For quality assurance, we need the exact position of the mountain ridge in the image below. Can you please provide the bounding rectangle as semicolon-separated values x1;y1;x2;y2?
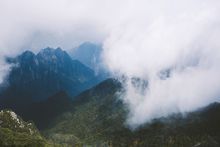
0;47;100;110
43;78;220;146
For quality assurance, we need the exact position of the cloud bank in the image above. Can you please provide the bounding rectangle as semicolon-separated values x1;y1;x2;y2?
102;0;220;128
1;0;220;128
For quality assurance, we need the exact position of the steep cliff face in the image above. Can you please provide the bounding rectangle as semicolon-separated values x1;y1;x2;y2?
0;47;99;110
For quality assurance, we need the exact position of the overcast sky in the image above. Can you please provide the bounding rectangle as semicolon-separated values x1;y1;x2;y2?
1;0;220;128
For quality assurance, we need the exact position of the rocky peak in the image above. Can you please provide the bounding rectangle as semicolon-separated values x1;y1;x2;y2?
0;110;37;135
21;50;35;58
0;110;51;146
38;47;69;58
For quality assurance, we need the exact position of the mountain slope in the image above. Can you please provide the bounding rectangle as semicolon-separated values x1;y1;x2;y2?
44;79;124;145
44;79;220;146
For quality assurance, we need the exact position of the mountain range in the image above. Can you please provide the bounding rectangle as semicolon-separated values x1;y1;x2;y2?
0;43;219;146
0;46;105;110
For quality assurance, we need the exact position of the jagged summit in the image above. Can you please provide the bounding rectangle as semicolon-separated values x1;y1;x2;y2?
21;50;35;57
0;110;36;134
37;47;69;58
0;46;99;107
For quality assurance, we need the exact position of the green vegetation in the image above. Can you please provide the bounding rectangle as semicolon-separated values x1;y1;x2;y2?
44;79;220;146
0;110;57;147
1;79;220;146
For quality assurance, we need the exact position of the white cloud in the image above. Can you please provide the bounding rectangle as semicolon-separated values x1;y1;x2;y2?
1;0;220;128
102;0;220;128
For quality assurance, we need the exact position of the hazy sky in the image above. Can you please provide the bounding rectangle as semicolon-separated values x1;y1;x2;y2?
1;0;220;128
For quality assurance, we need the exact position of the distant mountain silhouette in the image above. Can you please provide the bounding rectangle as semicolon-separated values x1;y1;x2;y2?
71;42;102;69
71;42;109;79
